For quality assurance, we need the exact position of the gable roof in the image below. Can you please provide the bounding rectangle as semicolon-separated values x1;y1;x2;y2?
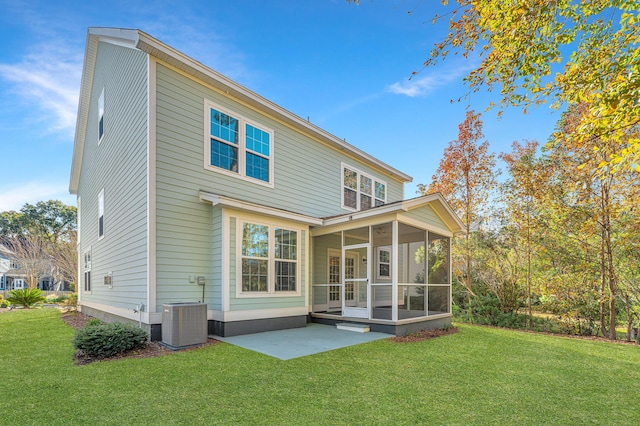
70;27;413;194
321;192;464;233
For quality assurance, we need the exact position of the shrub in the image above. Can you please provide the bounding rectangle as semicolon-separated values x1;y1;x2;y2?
6;288;46;308
64;293;78;307
87;318;102;327
46;294;63;304
73;322;148;358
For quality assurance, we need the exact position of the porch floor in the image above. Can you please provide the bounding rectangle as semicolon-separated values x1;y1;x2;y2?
212;323;391;360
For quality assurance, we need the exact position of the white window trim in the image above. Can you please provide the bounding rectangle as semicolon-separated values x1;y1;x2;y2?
98;189;104;240
341;162;387;211
236;217;302;298
98;88;105;144
204;100;275;188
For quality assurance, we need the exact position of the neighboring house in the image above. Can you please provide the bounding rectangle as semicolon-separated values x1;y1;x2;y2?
0;243;26;291
70;28;463;339
0;243;70;292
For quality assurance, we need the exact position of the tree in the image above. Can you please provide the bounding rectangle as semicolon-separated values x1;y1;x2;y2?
0;201;77;290
499;140;540;327
419;110;497;296
426;0;640;169
1;234;51;289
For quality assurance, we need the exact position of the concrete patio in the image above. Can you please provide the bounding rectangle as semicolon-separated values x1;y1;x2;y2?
213;323;392;360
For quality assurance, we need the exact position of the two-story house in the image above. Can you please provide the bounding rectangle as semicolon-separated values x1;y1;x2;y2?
70;28;463;340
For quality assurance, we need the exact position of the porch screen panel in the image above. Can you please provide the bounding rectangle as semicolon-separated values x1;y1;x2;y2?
428;233;450;284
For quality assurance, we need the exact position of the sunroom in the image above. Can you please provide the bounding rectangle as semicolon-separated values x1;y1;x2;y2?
310;194;463;336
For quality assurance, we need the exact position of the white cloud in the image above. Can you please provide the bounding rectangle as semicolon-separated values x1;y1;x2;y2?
0;182;76;212
0;43;82;135
387;62;475;98
387;75;442;97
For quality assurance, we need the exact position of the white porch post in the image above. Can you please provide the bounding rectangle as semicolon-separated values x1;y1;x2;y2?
391;220;398;322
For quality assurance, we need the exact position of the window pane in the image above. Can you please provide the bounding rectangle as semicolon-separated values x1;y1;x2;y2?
360;176;372;195
275;229;297;260
360;194;372;210
344;188;357;209
344;168;357;189
210;108;239;144
242;259;268;292
246;124;270;156
246;152;269;182
375;181;385;200
276;261;296;291
375;199;385;207
211;139;238;172
242;223;268;258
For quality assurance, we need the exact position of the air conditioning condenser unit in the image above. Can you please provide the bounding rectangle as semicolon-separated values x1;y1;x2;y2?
162;302;207;348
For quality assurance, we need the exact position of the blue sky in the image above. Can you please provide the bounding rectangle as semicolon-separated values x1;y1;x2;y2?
0;0;561;212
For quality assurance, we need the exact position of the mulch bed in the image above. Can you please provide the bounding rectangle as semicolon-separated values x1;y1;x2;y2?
389;326;458;343
59;310;219;365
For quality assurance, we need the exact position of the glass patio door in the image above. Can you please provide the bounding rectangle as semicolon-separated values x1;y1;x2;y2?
342;244;370;318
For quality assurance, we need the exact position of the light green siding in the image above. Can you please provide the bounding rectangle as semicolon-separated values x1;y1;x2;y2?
154;63;404;219
209;205;223;310
77;42;149;310
400;205;447;231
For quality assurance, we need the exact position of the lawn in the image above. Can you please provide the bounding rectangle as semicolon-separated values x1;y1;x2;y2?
1;309;639;425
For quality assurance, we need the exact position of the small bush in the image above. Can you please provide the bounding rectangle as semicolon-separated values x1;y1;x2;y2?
46;294;64;304
0;294;8;308
64;293;78;307
6;288;46;308
73;322;148;359
87;318;102;327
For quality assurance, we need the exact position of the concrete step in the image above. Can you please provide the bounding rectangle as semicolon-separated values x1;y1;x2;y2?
336;322;370;333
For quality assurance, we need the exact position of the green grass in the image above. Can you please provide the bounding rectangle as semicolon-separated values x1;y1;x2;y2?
2;309;640;425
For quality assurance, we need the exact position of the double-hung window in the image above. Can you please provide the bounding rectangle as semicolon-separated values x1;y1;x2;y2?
205;101;274;186
240;220;299;295
342;164;386;211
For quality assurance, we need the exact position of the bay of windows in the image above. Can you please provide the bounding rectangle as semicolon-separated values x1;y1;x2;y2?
241;221;298;294
207;102;273;185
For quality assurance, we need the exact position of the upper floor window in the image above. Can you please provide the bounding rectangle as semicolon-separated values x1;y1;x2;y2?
98;88;105;142
342;164;386;211
98;189;104;239
205;101;274;186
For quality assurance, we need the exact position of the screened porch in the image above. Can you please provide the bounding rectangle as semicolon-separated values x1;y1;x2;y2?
311;220;451;324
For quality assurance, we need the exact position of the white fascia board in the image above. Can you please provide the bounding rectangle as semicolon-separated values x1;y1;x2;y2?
199;191;323;226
